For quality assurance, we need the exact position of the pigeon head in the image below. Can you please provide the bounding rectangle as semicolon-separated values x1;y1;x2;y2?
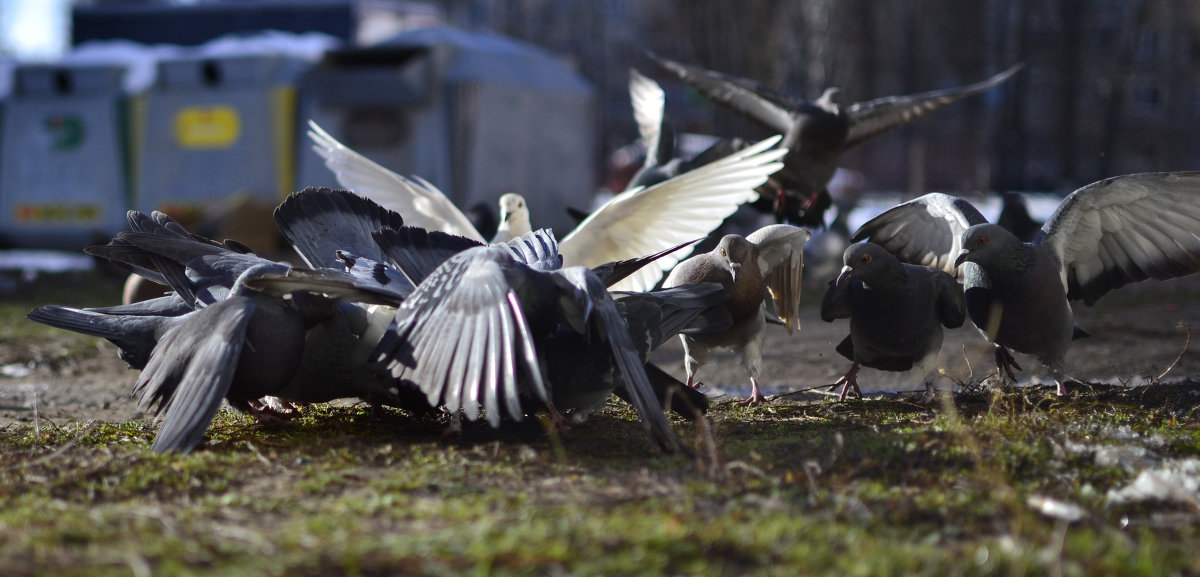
715;235;759;282
954;223;1021;268
835;242;895;286
817;87;843;109
498;193;529;226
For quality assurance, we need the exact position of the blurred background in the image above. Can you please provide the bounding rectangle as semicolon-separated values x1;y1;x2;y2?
0;0;1198;252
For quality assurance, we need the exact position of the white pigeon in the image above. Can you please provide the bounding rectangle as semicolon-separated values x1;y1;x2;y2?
307;120;786;292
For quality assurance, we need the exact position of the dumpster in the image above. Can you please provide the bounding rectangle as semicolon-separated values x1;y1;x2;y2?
0;64;131;249
296;26;596;237
133;53;310;247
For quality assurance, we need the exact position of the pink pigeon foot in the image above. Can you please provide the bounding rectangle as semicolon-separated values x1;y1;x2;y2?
737;378;767;406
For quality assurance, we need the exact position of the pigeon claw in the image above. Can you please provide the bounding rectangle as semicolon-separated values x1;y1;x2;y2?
832;363;863;402
737;378;767;406
993;344;1023;384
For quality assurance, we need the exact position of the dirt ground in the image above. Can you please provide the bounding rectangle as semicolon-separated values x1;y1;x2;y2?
3;268;1200;427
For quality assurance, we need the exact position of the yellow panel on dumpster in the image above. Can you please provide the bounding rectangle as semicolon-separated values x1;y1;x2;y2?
174;105;241;148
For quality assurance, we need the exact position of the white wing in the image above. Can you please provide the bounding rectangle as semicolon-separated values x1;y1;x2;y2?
560;135;786;292
747;224;811;335
629;68;665;147
306;120;485;243
1040;171;1200;305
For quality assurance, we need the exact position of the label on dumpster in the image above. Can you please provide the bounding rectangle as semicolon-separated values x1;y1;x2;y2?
13;203;102;223
174;105;241;149
43;114;86;151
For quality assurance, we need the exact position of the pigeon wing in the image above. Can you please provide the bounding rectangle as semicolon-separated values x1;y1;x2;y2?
135;297;253;453
1039;171;1200;305
560;135;785;292
307;120;485;242
373;247;548;427
747;224;811;335
852;192;989;275
844;64;1023;149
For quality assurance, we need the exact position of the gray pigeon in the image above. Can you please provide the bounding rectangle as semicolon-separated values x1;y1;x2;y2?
853;172;1200;395
663;224;810;405
370;228;724;452
820;242;965;401
35;193;429;453
649;52;1022;227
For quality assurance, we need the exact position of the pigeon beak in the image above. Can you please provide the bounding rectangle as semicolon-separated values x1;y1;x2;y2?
953;249;970;268
835;265;853;286
728;262;741;282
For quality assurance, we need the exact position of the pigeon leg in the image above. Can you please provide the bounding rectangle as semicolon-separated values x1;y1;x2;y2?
993;344;1022;384
235;399;298;426
916;375;939;405
546;401;574;434
737;377;766;406
831;363;863;401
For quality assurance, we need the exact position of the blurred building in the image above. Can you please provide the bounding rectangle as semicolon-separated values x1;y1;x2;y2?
24;0;1200;198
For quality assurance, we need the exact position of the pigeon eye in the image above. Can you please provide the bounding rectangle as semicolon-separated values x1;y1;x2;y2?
978;236;989;246
861;254;872;264
720;249;727;257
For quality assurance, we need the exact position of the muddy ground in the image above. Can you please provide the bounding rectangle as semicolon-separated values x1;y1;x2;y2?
2;264;1199;428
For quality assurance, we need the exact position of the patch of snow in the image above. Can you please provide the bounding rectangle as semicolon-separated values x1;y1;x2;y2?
1107;458;1200;506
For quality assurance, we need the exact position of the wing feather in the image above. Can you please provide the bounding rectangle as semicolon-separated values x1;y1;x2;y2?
307;120;485;242
746;225;811;334
852;193;989;275
560;135;785;292
1039;172;1200;304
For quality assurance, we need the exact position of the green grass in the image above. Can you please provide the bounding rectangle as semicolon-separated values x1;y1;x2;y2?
3;390;1200;576
2;273;1200;576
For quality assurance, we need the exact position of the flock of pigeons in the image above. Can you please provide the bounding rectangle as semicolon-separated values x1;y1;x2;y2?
26;56;1200;455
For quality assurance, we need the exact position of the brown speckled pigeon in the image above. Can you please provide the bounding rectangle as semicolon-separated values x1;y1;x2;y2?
662;224;810;406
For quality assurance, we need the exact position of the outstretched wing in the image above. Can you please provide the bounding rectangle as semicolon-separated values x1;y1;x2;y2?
135;297;253;453
747;224;811;335
307;120;485;242
852;193;989;275
648;52;797;133
629;68;666;151
560;135;785;292
554;267;682;452
844;63;1023;148
373;247;548;427
273;186;407;269
1039;172;1200;305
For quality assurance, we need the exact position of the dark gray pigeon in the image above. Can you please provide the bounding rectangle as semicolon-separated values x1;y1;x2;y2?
38;196;428;453
649;52;1022;227
663;224;810;405
370;228;721;452
27;297;188;370
853;172;1200;395
820;242;965;401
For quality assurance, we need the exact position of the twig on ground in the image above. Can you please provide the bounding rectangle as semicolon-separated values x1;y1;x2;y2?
1150;321;1191;385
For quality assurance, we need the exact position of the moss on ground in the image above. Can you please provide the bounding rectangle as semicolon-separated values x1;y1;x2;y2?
1;385;1199;577
3;273;1199;575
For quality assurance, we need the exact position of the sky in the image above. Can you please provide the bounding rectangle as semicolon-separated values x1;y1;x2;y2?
0;0;72;61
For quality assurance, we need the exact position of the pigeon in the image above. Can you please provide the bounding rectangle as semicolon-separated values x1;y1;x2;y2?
648;52;1023;227
370;228;718;452
307;119;785;291
820;242;965;401
996;191;1043;242
852;172;1200;395
662;224;811;406
27;297;188;370
38;197;428;453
